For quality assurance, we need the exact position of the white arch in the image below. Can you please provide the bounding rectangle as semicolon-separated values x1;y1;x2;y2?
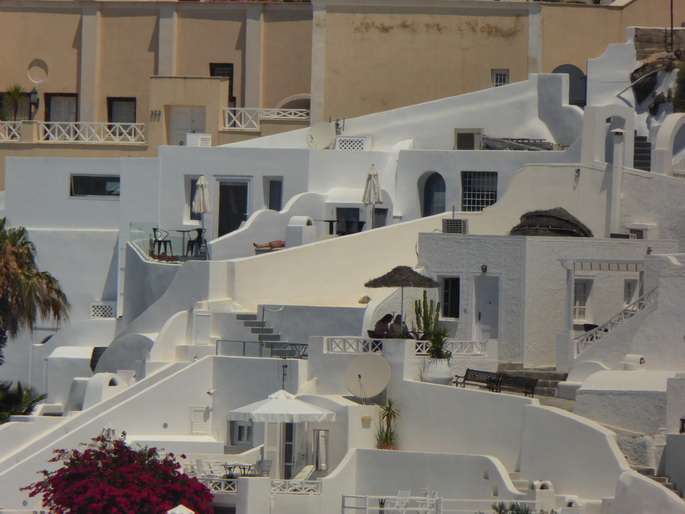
652;113;685;176
274;94;311;110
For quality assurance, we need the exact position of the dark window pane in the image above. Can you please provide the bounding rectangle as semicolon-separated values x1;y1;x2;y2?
71;175;120;197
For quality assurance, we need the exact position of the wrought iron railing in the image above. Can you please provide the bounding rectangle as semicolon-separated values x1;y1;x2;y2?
217;340;307;359
415;340;485;356
222;108;310;131
271;479;322;494
0;121;21;141
326;337;383;353
199;478;238;494
37;122;147;143
574;287;658;356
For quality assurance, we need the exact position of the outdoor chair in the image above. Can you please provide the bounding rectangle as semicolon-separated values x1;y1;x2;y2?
186;228;206;257
152;228;173;256
386;490;410;512
253;459;272;477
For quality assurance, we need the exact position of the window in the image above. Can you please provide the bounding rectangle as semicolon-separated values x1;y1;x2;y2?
629;229;644;239
107;97;136;124
336;207;363;235
313;429;329;471
267;178;283;211
573;279;592;321
210;63;236;107
442;277;460;318
1;93;30;121
624;279;638;308
423;172;446;217
230;420;253;446
491;69;509;87
372;208;388;228
188;177;202;221
461;172;497;212
70;175;120;197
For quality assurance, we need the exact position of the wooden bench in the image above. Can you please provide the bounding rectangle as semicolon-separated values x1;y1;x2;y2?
496;373;538;397
453;368;501;391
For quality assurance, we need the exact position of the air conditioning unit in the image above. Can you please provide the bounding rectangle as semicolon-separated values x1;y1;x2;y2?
454;129;483;150
443;218;469;234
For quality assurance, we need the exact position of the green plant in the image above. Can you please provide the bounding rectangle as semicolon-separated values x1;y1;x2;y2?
414;290;440;339
0;381;46;423
3;84;25;121
674;62;685;113
427;326;452;361
376;399;400;449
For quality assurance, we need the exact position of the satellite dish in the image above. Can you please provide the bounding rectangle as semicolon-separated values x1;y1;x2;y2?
345;354;391;401
307;122;336;150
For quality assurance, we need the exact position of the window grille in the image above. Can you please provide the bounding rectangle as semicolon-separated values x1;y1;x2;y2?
442;219;468;234
461;172;497;212
573;280;592;321
491;69;510;87
334;136;370;151
90;302;117;318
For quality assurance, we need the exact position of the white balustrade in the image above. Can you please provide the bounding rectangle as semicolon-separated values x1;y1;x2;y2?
0;121;21;141
415;340;485;356
198;478;237;494
222;108;309;131
574;287;658;356
326;337;382;353
37;122;147;144
271;479;322;494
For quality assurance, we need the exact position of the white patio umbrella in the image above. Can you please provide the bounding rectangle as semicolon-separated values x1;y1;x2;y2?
229;390;336;423
192;175;212;220
362;164;382;206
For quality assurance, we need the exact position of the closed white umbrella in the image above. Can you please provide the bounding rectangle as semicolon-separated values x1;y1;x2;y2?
192;176;212;215
362;164;382;206
229;390;336;423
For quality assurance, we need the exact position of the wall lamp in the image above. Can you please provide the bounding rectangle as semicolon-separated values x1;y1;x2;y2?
30;88;39;110
481;265;488;273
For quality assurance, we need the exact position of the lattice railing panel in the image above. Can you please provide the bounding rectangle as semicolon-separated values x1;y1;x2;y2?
271;480;322;494
222;108;310;131
326;337;382;353
199;478;238;494
334;136;370;151
37;122;147;144
574;287;658;356
0;121;21;141
415;340;485;356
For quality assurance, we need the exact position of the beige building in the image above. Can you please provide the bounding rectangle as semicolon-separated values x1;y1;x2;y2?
0;0;682;187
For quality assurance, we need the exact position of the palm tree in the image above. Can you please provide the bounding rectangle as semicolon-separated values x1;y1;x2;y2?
0;217;69;365
3;84;25;121
0;380;47;423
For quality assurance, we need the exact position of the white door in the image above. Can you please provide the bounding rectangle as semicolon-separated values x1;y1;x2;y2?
475;276;499;339
169;106;206;145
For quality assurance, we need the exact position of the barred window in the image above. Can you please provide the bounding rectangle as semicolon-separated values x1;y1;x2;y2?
491;69;509;87
461;172;497;212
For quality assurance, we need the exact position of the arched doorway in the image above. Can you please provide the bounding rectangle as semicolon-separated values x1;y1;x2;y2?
422;172;446;217
553;64;587;108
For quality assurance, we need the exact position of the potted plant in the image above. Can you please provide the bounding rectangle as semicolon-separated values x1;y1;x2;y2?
423;326;454;385
376;399;399;450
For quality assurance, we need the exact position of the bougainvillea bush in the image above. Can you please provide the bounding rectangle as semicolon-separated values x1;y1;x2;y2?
22;432;214;513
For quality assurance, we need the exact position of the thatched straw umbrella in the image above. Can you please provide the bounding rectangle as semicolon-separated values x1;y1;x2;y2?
509;207;593;237
364;266;439;322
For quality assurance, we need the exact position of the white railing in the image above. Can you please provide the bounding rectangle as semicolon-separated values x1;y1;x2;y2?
415;340;485;356
37;122;147;144
342;494;439;512
271;479;322;494
326;337;383;353
574;287;659;356
673;157;685;178
199;478;237;494
222;108;310;131
0;121;21;141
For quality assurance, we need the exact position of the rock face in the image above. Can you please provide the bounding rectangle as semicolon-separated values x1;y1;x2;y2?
634;28;685;61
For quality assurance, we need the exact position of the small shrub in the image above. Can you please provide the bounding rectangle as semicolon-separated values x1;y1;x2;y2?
674;62;685;113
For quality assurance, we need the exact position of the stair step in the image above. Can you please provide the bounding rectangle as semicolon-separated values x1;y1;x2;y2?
244;320;266;328
251;327;274;335
259;334;283;342
236;313;258;321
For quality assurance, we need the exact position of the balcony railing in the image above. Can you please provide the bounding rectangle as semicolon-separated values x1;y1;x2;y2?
37;122;147;144
222;108;310;131
326;337;383;354
217;340;308;359
0;121;21;141
271;479;322;494
415;340;485;356
198;478;237;494
574;287;658;356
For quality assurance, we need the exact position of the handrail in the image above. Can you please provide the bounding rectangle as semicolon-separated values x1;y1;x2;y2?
37;121;147;144
0;121;21;141
271;479;322;494
222;108;310;131
574;287;658;356
415;340;485;356
326;337;383;354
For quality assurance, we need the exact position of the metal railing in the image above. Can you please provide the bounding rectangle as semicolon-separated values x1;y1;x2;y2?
217;339;307;359
199;478;238;494
222;108;310;131
415;340;485;356
271;479;322;494
574;287;659;356
37;122;147;144
0;121;21;141
326;337;383;354
342;494;439;512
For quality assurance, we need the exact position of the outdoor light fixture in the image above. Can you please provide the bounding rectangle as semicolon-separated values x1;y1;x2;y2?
481;265;488;273
29;88;39;109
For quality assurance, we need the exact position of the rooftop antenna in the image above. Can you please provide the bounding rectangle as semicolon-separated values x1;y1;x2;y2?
280;356;288;390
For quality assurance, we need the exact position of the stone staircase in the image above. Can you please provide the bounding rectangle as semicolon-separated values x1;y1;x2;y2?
633;134;652;172
633;466;681;497
497;363;568;398
235;312;291;356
